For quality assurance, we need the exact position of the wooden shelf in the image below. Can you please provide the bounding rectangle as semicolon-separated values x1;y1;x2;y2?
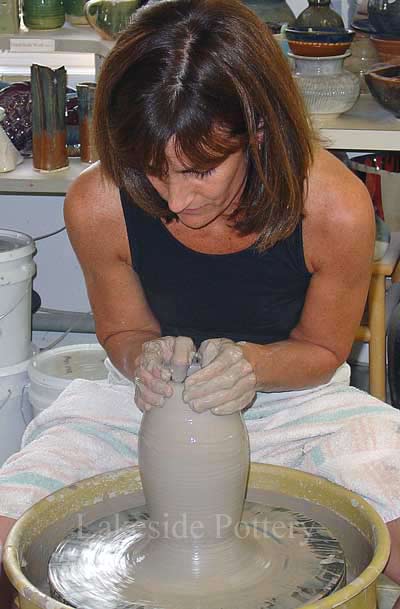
0;23;112;57
0;157;86;194
0;23;399;195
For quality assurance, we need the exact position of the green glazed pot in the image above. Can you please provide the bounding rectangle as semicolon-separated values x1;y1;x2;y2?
65;0;89;25
23;0;65;30
84;0;139;40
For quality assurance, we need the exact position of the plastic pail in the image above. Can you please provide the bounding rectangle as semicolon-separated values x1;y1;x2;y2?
0;229;36;368
0;357;33;466
28;344;108;418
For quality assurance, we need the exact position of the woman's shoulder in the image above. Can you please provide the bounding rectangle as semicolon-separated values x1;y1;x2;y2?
303;148;375;272
64;162;130;262
305;148;374;229
65;162;119;211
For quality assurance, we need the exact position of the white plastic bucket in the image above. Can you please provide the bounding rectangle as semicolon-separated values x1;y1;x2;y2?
28;344;108;418
0;229;36;368
0;357;33;466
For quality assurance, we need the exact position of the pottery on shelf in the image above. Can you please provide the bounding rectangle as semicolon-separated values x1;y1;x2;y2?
365;64;400;118
294;0;344;30
0;82;79;157
64;0;90;25
22;0;65;29
370;35;400;65
344;31;379;92
242;0;295;26
31;64;68;172
289;51;360;117
285;27;355;56
0;107;23;172
76;82;98;163
84;0;140;40
368;0;400;37
0;0;20;34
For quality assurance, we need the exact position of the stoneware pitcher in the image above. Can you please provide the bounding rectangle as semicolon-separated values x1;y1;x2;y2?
84;0;140;39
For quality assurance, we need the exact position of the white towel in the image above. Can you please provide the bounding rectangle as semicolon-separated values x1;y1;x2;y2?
1;362;400;522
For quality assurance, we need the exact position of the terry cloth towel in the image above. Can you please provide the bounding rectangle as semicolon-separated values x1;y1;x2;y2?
1;362;400;522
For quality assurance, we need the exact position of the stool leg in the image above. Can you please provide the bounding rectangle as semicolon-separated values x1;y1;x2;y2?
368;274;387;401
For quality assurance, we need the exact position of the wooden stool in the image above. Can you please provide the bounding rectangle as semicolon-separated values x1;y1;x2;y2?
355;232;400;401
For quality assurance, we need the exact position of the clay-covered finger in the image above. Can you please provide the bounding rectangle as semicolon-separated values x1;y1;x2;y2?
198;339;223;367
211;391;256;415
135;381;166;409
187;375;256;413
185;345;249;388
139;366;173;397
170;336;195;382
184;360;253;401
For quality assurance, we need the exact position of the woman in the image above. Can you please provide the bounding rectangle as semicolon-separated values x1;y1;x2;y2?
1;0;400;604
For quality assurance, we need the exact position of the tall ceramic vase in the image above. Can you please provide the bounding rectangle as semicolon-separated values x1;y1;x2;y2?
137;382;251;596
76;82;98;164
31;64;69;172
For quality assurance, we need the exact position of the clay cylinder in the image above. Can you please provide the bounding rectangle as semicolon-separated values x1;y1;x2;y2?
76;82;98;164
138;383;250;544
31;64;68;172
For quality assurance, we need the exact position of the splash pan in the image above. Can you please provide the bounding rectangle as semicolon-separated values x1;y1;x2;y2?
4;463;390;609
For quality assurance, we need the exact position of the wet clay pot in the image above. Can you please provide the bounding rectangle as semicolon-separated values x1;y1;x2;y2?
136;382;251;593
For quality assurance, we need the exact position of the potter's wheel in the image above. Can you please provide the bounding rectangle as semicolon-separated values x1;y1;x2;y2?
48;499;346;609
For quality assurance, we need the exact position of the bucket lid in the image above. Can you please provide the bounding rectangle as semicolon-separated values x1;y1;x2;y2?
0;229;35;262
28;344;108;389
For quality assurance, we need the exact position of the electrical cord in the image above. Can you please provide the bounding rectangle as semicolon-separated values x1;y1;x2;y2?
40;311;93;352
34;226;66;241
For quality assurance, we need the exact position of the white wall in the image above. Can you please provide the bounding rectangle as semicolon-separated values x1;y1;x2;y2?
1;194;90;312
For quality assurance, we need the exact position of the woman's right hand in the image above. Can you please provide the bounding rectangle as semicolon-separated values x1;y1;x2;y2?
134;336;195;411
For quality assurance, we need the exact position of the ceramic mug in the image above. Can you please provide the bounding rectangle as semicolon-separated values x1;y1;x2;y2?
84;0;139;40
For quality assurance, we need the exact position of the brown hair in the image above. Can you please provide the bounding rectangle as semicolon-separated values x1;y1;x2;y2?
93;0;315;250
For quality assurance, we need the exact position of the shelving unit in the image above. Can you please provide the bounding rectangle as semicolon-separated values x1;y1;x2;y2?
0;25;399;194
0;22;112;56
0;158;85;194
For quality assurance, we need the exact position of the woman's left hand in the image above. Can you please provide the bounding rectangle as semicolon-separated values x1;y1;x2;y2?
183;338;256;415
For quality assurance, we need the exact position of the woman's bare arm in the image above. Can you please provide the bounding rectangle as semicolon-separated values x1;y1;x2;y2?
240;150;376;391
64;163;162;380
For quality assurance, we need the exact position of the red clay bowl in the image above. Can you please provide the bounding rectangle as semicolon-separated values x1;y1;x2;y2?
285;27;354;57
287;39;352;56
371;36;400;65
365;64;400;117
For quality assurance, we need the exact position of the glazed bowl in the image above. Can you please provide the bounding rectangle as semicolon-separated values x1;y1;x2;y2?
285;27;355;57
371;35;400;65
365;64;400;118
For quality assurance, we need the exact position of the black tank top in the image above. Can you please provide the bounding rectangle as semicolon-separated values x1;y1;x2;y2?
120;189;312;349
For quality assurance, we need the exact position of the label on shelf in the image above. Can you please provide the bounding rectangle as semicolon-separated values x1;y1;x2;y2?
10;38;56;52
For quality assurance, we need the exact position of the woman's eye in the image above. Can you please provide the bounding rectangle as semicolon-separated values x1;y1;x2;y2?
191;168;216;179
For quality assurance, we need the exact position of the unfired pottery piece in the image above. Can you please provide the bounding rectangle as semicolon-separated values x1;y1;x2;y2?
48;384;346;609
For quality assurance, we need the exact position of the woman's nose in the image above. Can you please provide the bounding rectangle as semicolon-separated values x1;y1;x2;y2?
167;178;194;214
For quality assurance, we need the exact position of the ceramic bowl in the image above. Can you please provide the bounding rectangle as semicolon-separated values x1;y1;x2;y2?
365;64;400;117
0;82;79;156
371;36;400;65
285;27;355;56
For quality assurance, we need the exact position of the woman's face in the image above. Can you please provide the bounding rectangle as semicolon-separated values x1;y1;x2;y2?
146;139;248;229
